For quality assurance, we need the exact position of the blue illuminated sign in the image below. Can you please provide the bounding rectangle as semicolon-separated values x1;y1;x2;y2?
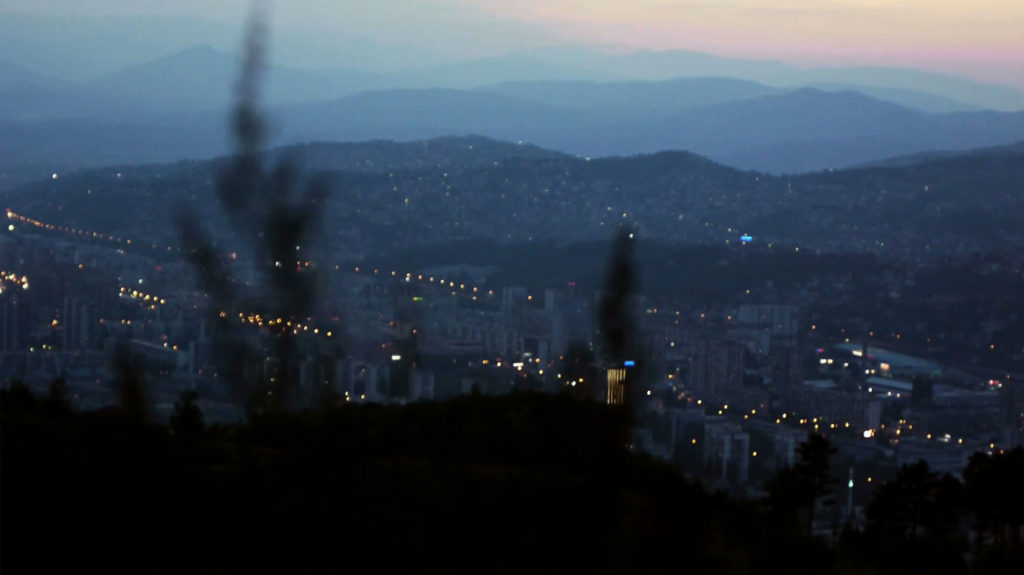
624;360;635;367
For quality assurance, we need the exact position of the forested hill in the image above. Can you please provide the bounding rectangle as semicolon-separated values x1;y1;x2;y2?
5;136;1023;258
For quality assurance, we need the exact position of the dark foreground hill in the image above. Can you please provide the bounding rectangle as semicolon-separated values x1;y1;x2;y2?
5;386;1002;574
0;388;768;573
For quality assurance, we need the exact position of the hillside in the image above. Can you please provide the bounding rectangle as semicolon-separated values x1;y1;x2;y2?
270;136;568;174
5;136;1023;260
853;141;1024;169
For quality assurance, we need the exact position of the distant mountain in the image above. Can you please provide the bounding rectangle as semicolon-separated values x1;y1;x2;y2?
400;54;615;89
3;12;1021;112
476;77;784;114
3;86;1023;173
570;89;1024;172
0;117;225;170
490;48;1024;112
0;13;243;82
802;66;1024;112
477;76;978;116
805;83;977;113
852;140;1024;169
282;86;1024;173
87;45;385;113
0;62;122;122
1;45;387;121
85;45;238;111
275;88;593;147
311;88;1020;173
0;12;453;81
0;59;56;90
504;47;797;86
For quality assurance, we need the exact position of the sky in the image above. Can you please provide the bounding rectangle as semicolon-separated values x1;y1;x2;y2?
1;0;1022;87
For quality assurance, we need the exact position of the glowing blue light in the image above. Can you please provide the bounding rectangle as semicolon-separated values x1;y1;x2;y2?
740;234;754;243
624;360;635;367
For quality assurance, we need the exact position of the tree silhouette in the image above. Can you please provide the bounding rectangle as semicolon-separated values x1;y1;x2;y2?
797;433;838;533
559;341;595;400
867;460;966;543
46;376;70;414
598;227;643;430
599;228;636;365
113;339;148;422
767;433;837;536
176;9;330;413
964;448;1024;551
170;390;205;442
765;466;812;532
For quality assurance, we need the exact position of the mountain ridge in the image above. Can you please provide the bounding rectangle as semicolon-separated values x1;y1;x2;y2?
2;86;1023;174
6;134;1022;259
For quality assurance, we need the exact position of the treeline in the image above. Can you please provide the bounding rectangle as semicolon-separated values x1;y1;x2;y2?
2;383;1021;574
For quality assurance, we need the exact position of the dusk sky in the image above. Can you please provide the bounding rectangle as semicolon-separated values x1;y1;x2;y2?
2;0;1022;87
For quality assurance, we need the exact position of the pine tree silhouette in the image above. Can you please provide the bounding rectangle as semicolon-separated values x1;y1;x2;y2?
176;9;331;413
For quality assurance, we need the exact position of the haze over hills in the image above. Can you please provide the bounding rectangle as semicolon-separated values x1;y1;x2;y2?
458;47;1024;111
0;12;455;80
85;45;387;113
278;86;1024;174
476;77;786;115
2;13;1023;175
2;43;996;120
0;59;56;90
1;12;1022;111
3;82;1022;174
628;90;1024;173
853;140;1024;169
0;13;247;81
479;75;979;115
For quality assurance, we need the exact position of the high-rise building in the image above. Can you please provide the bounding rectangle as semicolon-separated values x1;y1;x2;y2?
690;338;744;397
1;297;31;354
772;347;804;394
704;419;750;486
737;304;799;353
61;296;94;350
606;366;627;405
410;369;435;401
1001;380;1023;448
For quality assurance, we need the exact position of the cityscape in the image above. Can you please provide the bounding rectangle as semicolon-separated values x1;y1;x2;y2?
2;2;1023;573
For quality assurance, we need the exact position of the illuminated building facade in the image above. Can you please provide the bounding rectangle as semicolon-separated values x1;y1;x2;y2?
607;367;626;405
